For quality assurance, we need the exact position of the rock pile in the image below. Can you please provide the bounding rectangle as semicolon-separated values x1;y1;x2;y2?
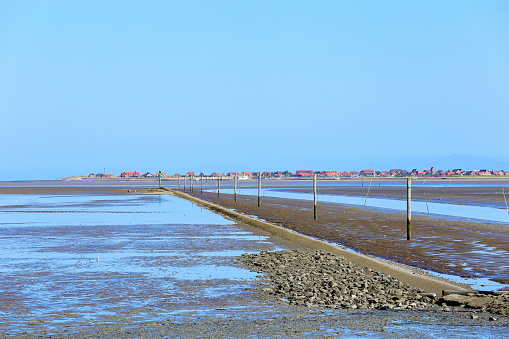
240;250;438;310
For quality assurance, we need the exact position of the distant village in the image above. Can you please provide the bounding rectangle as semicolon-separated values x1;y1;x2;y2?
88;167;509;179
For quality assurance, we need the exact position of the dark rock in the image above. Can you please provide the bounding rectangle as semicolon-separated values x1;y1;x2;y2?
240;250;440;311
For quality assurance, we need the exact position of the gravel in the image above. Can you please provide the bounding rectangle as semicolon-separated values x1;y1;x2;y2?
240;249;509;315
240;249;438;310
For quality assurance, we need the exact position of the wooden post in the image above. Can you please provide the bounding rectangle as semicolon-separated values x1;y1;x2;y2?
158;171;161;188
379;176;380;187
503;188;509;214
200;176;203;194
191;175;194;192
217;175;220;196
313;173;317;220
362;177;364;187
258;172;261;207
184;177;186;191
234;175;237;202
407;177;411;241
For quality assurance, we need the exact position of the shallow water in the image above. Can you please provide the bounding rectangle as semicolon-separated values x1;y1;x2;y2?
0;194;234;226
0;194;288;334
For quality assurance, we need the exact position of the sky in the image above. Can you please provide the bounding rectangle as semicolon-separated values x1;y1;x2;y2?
1;1;508;180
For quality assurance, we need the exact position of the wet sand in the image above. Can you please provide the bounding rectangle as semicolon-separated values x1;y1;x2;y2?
18;308;509;338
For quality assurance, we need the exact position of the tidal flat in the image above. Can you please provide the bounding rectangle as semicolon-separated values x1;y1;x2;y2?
0;182;508;338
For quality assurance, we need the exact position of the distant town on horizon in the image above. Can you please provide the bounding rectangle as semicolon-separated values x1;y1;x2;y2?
86;167;509;179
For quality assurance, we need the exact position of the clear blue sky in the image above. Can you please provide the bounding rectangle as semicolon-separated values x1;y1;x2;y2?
1;1;508;180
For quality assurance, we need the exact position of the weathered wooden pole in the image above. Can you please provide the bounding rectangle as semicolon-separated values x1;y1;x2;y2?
234;175;237;202
158;171;161;188
191;175;194;192
200;176;203;194
407;177;412;240
362;177;364;187
313;173;317;220
503;188;509;214
217;175;220;196
184;177;186;191
258;172;261;207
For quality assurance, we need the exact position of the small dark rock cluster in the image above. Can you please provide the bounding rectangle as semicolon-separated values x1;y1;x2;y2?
438;293;509;316
240;250;438;310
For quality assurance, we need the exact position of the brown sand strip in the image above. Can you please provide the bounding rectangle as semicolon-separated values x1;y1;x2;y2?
160;188;466;295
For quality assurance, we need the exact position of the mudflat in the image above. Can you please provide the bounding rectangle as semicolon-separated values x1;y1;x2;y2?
1;182;509;337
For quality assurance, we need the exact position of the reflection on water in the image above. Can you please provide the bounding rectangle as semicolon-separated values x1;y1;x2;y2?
0;194;235;226
0;194;284;334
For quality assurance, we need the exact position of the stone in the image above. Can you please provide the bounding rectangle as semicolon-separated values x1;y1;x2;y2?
438;294;468;307
238;250;509;314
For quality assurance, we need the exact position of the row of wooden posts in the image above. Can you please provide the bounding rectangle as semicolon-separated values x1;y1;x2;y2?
176;172;264;206
173;173;413;241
